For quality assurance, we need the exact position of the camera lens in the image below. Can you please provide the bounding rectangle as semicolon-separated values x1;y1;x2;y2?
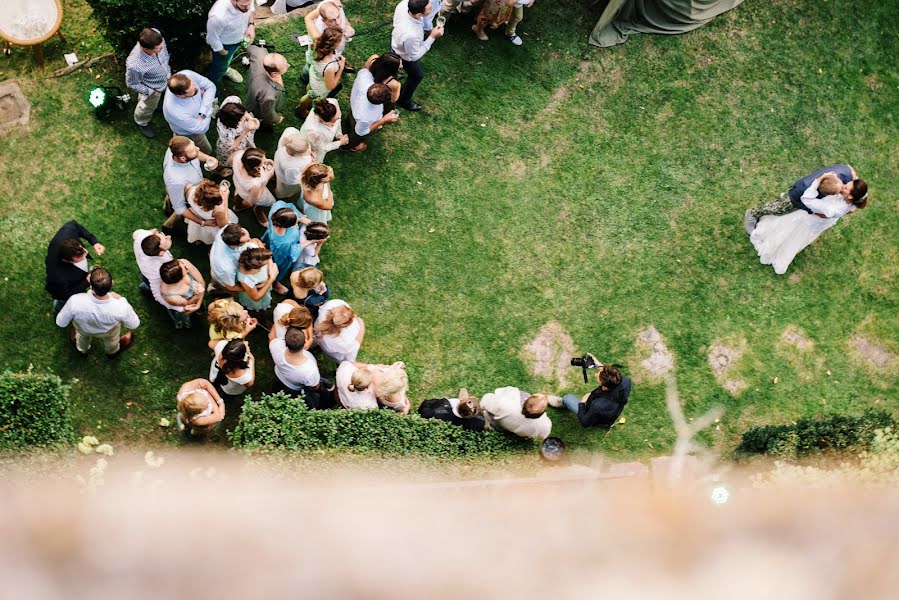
570;357;584;367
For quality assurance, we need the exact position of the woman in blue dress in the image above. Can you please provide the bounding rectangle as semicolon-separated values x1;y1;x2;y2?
262;200;310;294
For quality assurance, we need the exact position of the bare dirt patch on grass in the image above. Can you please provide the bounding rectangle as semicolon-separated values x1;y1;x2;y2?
632;326;675;382
708;339;747;395
522;321;576;390
850;335;897;370
781;325;814;351
778;325;821;382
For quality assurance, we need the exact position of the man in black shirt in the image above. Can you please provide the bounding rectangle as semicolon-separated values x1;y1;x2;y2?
552;357;632;428
45;221;106;313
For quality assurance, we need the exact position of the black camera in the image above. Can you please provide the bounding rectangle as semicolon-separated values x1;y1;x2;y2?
571;355;602;384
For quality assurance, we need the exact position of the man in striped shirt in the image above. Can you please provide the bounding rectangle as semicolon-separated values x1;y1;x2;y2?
125;28;171;139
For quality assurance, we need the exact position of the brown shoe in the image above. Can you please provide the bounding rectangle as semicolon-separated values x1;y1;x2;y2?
107;332;134;359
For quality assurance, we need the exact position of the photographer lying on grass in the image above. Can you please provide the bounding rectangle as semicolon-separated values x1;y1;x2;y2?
549;355;632;428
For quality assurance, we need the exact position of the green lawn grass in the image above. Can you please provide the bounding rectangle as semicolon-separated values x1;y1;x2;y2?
0;0;896;458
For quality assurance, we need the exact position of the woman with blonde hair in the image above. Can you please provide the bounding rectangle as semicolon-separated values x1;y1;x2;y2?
185;179;238;245
176;378;225;437
336;361;409;414
207;297;257;350
300;163;335;223
272;299;314;343
296;26;346;119
232;147;277;226
289;267;330;318
314;299;364;363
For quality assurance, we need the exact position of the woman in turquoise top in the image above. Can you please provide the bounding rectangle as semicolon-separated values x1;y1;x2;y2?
236;247;278;312
262;201;310;294
301;163;335;223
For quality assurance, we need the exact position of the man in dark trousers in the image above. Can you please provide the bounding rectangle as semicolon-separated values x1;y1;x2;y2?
45;221;106;314
551;357;632;428
744;163;868;233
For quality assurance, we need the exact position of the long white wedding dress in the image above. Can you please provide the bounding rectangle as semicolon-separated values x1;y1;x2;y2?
750;194;855;274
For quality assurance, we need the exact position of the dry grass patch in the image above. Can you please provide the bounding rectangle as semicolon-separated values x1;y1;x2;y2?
521;321;576;391
631;326;675;383
707;337;749;395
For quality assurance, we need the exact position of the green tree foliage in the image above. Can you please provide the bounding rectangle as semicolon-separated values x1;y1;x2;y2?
230;392;534;457
737;411;896;459
0;372;76;449
85;0;209;67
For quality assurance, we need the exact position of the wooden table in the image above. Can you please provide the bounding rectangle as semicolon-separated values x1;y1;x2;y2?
0;0;65;68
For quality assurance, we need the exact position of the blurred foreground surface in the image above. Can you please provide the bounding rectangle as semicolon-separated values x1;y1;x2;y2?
1;449;898;598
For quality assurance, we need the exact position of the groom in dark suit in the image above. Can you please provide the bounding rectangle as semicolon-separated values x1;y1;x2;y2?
744;163;868;233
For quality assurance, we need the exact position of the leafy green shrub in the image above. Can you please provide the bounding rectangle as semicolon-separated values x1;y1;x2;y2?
737;410;897;458
0;372;76;449
85;0;209;68
230;392;534;457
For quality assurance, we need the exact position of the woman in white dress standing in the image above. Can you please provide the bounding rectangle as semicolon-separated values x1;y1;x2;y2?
314;299;365;363
750;173;867;274
300;98;347;164
232;148;277;226
185;179;238;245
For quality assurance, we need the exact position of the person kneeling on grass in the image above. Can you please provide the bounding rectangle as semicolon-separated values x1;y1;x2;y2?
549;357;631;428
176;378;225;438
480;387;551;440
418;388;486;431
269;325;336;409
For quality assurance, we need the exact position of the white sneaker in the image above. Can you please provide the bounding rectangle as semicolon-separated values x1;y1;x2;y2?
506;33;523;46
547;395;563;408
225;67;243;83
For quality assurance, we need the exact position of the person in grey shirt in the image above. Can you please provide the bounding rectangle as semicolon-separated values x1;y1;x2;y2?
245;45;289;130
125;28;171;139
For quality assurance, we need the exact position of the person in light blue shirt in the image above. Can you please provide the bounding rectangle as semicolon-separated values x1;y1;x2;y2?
210;224;261;293
162;70;217;155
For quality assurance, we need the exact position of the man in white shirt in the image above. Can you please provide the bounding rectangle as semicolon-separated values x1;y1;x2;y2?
206;0;256;91
274;128;314;199
391;0;444;112
347;72;398;150
299;0;356;85
56;268;140;358
162;71;217;155
480;386;552;440
268;326;335;409
305;0;355;56
161;136;219;236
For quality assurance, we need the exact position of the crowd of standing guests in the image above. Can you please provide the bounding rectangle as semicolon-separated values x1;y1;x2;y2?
48;0;628;444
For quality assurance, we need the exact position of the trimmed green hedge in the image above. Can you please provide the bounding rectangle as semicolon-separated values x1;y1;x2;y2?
230;392;534;457
0;372;76;450
85;0;209;68
737;410;897;459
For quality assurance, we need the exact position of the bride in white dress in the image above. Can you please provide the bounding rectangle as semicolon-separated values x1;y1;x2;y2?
750;174;866;274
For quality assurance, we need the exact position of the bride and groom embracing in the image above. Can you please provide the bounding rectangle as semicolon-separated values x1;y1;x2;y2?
744;163;869;275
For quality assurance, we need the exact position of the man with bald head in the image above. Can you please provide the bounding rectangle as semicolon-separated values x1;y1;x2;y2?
245;45;289;130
